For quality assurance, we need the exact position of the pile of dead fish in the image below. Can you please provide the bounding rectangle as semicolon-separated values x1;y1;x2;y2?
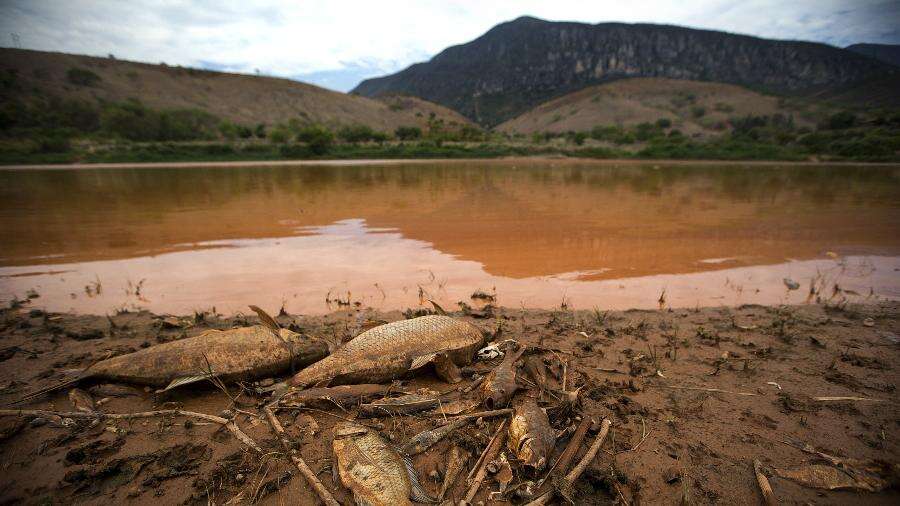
9;309;607;505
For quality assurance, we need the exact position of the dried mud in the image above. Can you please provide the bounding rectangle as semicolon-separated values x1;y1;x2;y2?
0;301;897;505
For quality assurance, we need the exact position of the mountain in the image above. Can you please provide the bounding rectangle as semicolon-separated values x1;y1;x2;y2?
352;16;895;126
0;48;471;131
845;43;900;67
496;78;813;135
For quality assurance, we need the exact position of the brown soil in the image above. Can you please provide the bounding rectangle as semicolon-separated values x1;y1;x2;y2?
0;300;897;505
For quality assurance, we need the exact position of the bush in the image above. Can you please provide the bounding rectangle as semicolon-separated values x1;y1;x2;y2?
395;126;422;140
337;124;378;143
691;106;706;118
66;67;101;87
37;135;71;153
824;111;857;130
254;124;267;138
101;100;161;141
656;118;672;129
268;127;290;143
296;124;334;155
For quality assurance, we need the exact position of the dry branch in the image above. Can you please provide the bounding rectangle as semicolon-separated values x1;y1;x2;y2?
464;419;508;504
0;408;260;451
263;406;340;506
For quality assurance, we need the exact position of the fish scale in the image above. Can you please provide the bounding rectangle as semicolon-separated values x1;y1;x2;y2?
289;315;483;387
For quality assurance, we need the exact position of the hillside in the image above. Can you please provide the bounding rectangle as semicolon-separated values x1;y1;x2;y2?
846;43;900;67
353;16;896;126
496;78;820;135
0;48;472;131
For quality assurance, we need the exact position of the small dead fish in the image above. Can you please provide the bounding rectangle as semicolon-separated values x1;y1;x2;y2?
14;324;328;405
333;422;433;506
401;418;470;455
522;356;548;392
784;278;800;290
481;343;524;409
361;392;441;417
438;445;469;502
280;384;391;409
508;397;555;470
289;315;484;388
68;388;95;413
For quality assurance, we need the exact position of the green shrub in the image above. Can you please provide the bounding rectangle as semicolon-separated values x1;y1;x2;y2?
656;118;672;129
395;126;422;140
824;111;857;130
37;135;71;153
691;106;706;118
337;124;379;143
254;124;267;138
296;124;334;155
66;67;101;87
268;127;290;143
713;103;734;113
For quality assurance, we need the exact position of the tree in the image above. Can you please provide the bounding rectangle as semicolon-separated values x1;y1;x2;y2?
394;126;422;140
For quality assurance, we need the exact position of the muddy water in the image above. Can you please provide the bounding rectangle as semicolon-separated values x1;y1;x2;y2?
1;160;898;314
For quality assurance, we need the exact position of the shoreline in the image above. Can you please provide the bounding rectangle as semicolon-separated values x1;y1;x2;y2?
0;301;897;504
3;156;900;170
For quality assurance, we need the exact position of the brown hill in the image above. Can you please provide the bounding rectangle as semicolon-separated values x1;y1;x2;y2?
496;78;819;135
0;48;472;131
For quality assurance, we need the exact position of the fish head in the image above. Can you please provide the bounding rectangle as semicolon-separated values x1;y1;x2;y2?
333;422;370;439
477;344;504;360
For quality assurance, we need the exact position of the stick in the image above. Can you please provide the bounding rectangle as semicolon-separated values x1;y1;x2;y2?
263;406;340;506
443;408;513;421
545;416;592;482
0;408;260;451
656;385;757;396
526;418;612;506
753;460;777;506
813;396;886;402
464;419;508;504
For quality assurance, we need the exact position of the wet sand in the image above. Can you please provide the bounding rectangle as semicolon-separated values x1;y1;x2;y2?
0;301;897;505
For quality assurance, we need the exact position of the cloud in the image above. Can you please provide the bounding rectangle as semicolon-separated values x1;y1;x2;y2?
1;0;897;92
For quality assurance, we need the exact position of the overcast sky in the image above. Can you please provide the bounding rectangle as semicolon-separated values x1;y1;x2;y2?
1;1;898;92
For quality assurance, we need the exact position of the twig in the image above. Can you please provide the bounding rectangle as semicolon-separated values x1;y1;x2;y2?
813;396;886;402
443;408;513;421
263;406;340;506
464;419;508;503
595;367;629;375
0;408;260;451
540;416;591;490
753;460;777;506
526;418;612;506
656;385;757;396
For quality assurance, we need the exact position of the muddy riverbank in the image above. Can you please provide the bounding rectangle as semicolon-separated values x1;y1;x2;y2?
0;301;898;505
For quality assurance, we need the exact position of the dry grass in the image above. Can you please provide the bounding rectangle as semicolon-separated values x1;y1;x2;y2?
0;48;472;131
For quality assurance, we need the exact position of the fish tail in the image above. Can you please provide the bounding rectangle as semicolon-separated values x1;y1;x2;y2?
5;374;86;406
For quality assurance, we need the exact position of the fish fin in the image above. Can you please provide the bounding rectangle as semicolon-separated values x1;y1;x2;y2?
428;300;448;316
158;373;214;393
434;354;463;384
7;374;85;406
248;305;281;337
410;353;437;371
403;452;436;503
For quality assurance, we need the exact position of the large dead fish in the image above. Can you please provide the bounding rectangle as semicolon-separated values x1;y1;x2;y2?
13;324;328;404
287;315;484;388
508;396;555;470
332;421;433;505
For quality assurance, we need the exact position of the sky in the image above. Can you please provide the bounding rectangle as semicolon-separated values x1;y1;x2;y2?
1;1;898;92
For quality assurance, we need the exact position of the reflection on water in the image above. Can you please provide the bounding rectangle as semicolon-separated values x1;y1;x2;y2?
0;160;898;314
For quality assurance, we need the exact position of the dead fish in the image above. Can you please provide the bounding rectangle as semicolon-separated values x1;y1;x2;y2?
522;356;548;392
68;388;95;413
784;278;800;290
481;343;524;409
288;315;484;388
508;397;555;470
438;445;469;502
332;422;433;505
401;418;470;455
13;325;328;405
88;384;142;398
280;384;391;409
360;392;441;417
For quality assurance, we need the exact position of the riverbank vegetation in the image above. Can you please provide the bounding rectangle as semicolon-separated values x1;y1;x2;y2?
1;94;898;164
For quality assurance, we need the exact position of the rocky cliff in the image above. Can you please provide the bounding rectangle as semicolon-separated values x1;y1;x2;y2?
353;16;895;126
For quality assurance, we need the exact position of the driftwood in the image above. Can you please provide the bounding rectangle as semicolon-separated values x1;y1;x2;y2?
263;406;340;506
525;418;612;506
0;408;260;451
464;419;508;504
